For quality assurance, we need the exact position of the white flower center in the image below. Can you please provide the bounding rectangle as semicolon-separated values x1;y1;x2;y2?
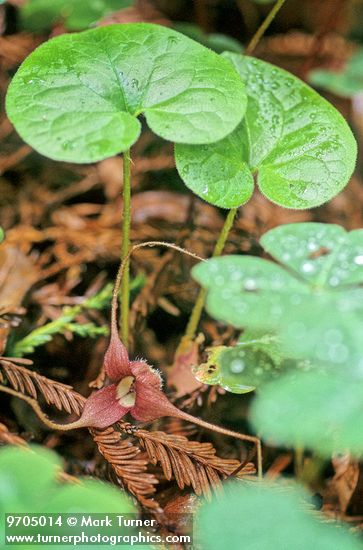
116;376;136;407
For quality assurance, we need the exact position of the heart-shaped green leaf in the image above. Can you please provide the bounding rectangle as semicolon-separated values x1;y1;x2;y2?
197;480;362;550
193;330;285;393
251;371;363;457
309;50;363;98
20;0;133;32
6;24;247;163
175;55;357;208
193;223;363;372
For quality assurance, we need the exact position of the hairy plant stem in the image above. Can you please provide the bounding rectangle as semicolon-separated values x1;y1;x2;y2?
179;410;262;478
183;206;237;342
120;149;131;347
246;0;287;55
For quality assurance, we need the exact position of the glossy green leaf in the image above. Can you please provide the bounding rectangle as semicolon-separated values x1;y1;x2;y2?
0;227;4;242
6;24;247;163
193;223;363;372
309;50;363;98
176;55;357;208
197;480;362;550
21;0;133;31
193;330;285;393
174;23;243;54
251;371;363;457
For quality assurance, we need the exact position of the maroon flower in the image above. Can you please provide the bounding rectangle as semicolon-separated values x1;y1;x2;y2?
77;330;183;429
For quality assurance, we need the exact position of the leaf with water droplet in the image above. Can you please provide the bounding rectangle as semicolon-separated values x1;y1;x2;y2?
20;0;133;32
176;55;356;208
251;370;363;457
6;24;247;163
193;330;286;394
193;222;363;375
309;49;363;98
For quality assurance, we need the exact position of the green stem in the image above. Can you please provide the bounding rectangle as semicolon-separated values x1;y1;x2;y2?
184;207;237;341
294;447;304;479
246;0;287;55
120;149;131;347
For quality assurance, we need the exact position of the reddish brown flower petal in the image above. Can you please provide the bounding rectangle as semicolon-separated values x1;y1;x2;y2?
104;332;131;381
130;362;182;422
130;361;162;389
78;384;132;428
131;383;182;421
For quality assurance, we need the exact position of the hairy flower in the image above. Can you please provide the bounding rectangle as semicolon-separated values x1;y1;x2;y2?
77;331;182;429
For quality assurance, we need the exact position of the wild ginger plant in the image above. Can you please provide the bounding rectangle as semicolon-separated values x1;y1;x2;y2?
4;18;358;480
5;22;248;345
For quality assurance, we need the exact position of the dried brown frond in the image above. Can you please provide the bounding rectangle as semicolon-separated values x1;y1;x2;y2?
91;426;160;511
0;361;254;505
118;421;255;499
0;359;84;415
0;422;27;447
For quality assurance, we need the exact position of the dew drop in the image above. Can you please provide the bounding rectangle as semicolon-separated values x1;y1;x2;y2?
302;262;315;273
244;279;257;291
230;359;245;374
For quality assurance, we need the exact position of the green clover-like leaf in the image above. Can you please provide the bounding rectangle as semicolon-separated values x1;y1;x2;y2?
251;370;363;457
175;55;357;208
20;0;133;32
193;330;285;394
6;24;247;163
197;480;362;550
309;50;363;98
192;222;363;373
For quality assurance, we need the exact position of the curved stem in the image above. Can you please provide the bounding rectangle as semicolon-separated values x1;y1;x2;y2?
246;0;287;55
112;241;205;339
179;410;262;478
0;385;86;431
120;148;132;347
184;207;238;341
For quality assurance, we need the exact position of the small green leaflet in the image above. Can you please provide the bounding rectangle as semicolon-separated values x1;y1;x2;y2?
6;24;247;163
309;50;363;98
0;227;4;243
175;55;357;208
21;0;133;32
197;480;362;550
193;330;285;394
251;371;363;457
192;222;363;373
